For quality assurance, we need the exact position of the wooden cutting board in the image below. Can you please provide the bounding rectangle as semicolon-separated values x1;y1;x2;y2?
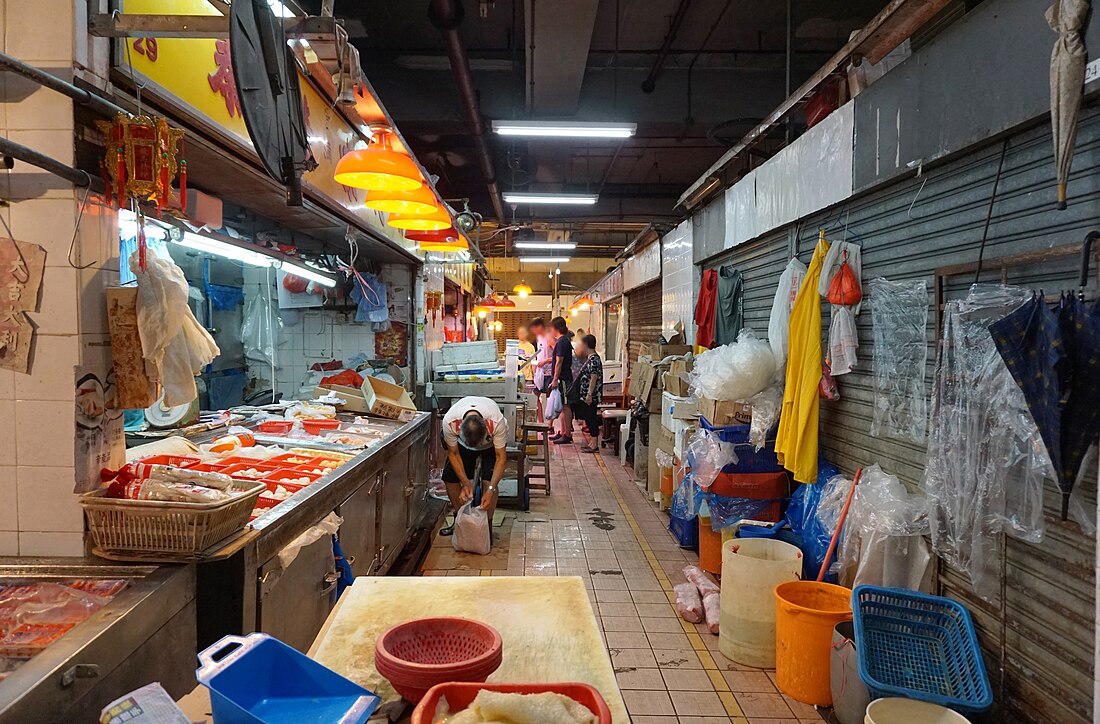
309;576;628;722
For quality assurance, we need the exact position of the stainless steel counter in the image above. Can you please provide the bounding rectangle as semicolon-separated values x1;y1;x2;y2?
0;559;195;724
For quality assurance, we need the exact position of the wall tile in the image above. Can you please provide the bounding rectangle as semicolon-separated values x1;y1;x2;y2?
0;533;18;556
4;0;74;64
0;467;16;531
77;266;119;336
0;403;14;464
4;131;75;201
17;466;81;532
33;265;79;335
19;532;83;557
4;78;74;132
8;196;76;259
15;399;74;467
0;370;13;401
14;334;77;401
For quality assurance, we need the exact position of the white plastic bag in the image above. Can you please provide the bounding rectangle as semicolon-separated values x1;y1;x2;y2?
686;428;737;489
689;329;776;401
277;512;342;570
130;249;220;407
452;502;491;555
544;388;563;421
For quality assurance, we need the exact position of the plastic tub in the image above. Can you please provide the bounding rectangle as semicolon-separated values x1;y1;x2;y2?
669;514;698;550
774;581;853;706
698;514;722;575
864;698;971;724
719;538;802;668
831;621;870;724
302;418;341;435
411;682;611;724
257;420;295;435
197;633;379;724
375;617;503;704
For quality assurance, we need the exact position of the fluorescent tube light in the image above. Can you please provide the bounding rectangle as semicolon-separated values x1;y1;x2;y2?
503;192;598;205
492;121;636;139
280;259;337;288
520;257;571;264
173;232;275;268
514;241;576;250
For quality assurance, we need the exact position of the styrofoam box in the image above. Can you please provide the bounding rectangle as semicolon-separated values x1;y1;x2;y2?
441;341;499;365
661;392;697;432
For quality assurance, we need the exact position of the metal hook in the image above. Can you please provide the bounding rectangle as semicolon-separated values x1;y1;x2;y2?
67;172;97;270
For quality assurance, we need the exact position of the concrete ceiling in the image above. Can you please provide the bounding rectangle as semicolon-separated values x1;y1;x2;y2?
307;0;888;256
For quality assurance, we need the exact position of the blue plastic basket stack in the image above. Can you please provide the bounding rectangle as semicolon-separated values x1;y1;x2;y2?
698;418;781;474
852;585;993;715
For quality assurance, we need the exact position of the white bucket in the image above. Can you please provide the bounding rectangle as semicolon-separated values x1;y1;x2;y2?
718;537;802;667
864;698;971;724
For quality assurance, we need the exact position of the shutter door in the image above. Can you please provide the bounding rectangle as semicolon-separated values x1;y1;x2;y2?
698;102;1100;724
626;280;663;371
491;311;528;355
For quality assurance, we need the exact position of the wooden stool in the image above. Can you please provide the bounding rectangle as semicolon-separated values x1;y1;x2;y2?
518;419;552;509
599;408;628;451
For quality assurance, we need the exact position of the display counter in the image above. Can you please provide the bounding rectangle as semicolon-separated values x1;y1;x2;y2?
0;559;195;723
196;411;432;652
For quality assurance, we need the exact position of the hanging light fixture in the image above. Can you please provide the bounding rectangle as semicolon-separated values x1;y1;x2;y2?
493;320;504;332
473;303;491;319
387;206;452;231
334;128;423;191
364;185;439;215
575;294;594;311
406;227;462;243
513;282;532;298
420;238;470;253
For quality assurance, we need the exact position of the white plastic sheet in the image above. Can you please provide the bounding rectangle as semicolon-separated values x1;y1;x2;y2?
689;329;776;401
922;285;1050;601
242;290;282;368
868;278;928;442
767;258;807;368
277;512;341;570
686;428;738;490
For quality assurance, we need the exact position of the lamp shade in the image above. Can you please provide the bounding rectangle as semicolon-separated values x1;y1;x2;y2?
406;227;461;244
495;294;516;307
364;185;439;215
473;304;491;318
334;131;423;191
575;294;594;310
420;239;469;253
387;207;452;231
513;282;532;298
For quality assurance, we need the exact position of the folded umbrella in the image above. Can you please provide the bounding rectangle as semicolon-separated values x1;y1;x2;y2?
1048;0;1090;209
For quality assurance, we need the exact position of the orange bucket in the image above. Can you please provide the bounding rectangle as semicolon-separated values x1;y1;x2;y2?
660;466;674;496
773;581;852;706
698;515;722;575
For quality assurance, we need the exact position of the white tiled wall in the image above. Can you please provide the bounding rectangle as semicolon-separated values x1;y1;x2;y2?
661;220;698;346
0;0;116;556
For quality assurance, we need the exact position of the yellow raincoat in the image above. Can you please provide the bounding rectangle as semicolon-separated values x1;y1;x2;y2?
774;235;830;484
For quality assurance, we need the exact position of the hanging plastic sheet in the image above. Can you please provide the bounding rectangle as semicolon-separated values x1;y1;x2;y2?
241;290;281;368
748;383;784;451
922;284;1050;601
868;277;929;442
767;257;808;368
350;272;388;324
671;473;704;520
686;428;738;489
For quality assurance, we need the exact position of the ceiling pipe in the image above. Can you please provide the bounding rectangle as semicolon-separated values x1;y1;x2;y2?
640;0;694;94
428;0;507;224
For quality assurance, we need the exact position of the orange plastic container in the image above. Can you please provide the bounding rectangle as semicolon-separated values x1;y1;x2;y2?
302;418;341;435
411;682;612;724
660;466;674;496
698;514;723;575
774;581;852;706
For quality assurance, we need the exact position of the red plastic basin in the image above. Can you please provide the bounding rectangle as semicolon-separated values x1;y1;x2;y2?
257;420;295;435
375;618;502;704
302;418;341;435
411;682;611;724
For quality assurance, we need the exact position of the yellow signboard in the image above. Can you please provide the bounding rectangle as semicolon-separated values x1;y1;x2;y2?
118;0;413;250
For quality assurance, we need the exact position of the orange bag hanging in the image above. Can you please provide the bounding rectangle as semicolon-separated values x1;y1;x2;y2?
827;252;862;306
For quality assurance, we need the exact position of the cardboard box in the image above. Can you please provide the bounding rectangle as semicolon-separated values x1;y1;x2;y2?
640;343;693;360
657;426;675;455
315;384;368;413
361;376;418;421
629;358;660;399
662;372;691;397
661;391;697;431
697;397;752;426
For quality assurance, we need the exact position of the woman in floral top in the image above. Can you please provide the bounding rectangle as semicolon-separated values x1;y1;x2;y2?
569;334;604;453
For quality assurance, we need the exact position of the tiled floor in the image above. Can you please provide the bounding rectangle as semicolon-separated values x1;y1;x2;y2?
420;441;826;724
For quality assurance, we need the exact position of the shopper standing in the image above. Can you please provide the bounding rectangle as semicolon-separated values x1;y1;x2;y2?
548;316;575;444
529;317;553;422
570;334;604;453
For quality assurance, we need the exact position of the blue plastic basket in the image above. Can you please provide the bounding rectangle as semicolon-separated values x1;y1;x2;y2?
698;418;781;473
197;633;381;723
852;585;993;714
669;514;699;550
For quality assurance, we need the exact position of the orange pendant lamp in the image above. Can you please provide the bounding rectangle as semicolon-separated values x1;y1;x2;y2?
387;205;452;231
407;227;468;253
334;129;423;191
512;282;533;298
364;185;439;215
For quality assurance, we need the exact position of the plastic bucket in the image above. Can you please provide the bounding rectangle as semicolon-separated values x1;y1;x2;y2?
718;538;802;667
698;515;723;575
830;621;870;724
774;581;852;706
864;698;971;723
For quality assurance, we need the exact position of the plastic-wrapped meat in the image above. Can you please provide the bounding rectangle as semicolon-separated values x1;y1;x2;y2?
703;592;721;635
682;565;720;597
674;583;703;623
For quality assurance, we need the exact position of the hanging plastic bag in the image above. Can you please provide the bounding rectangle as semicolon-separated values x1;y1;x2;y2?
748;383;783;451
826;258;862;306
818;361;840;401
277;513;342;570
686;428;738;489
705;494;779;530
869;277;928;442
671;473;704;520
452;502;491;555
544;387;563;420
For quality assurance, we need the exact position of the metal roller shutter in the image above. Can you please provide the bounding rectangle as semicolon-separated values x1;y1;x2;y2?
626;280;663;371
696;102;1100;724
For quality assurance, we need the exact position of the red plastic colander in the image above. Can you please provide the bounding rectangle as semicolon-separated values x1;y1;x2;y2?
374;617;503;703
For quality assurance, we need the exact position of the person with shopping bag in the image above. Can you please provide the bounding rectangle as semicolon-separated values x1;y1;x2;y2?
437;396;509;540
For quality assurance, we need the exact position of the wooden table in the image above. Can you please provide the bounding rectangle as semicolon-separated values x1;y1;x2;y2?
309;576;629;722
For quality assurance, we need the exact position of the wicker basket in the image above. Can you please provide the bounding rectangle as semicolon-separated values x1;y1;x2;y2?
80;482;264;555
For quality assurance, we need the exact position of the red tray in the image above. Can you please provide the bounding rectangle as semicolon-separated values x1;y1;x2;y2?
257;420;295;435
411;682;611;724
263;470;320;486
301;418;341;435
268;452;325;467
135;454;200;468
220;463;281;481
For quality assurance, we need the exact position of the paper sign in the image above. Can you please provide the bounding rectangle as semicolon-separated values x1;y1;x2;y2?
0;237;46;373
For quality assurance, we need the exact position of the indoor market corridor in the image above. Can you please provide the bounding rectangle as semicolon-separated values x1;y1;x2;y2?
420;444;824;723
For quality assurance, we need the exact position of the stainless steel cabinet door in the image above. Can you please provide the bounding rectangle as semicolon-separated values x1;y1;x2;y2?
406;438;429;528
377;451;410;573
257;534;337;652
337;470;381;577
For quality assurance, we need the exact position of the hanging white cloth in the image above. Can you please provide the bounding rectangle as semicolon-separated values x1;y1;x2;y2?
767;257;808;368
828;306;859;375
817;241;863;314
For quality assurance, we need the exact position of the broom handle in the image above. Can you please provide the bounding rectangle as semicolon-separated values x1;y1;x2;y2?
816;467;863;582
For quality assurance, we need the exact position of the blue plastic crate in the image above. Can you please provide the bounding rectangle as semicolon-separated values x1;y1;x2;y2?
852;585;993;715
669;514;699;550
698;418;782;473
197;633;380;723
